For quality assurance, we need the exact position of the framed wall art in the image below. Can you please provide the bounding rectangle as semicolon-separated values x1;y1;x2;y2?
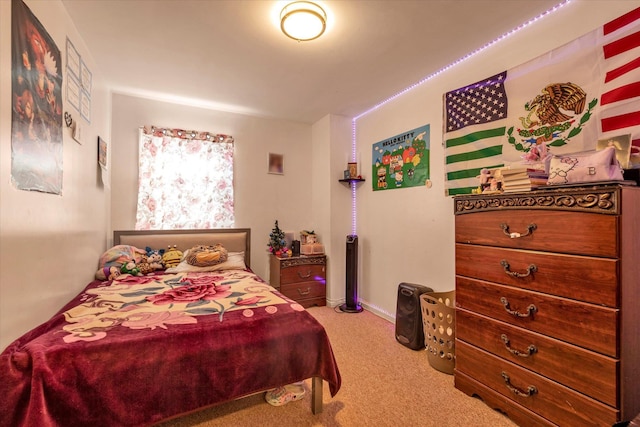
268;153;284;175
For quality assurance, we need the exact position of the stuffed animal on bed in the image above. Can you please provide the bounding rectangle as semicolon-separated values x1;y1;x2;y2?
95;245;146;280
162;245;183;268
120;261;141;276
185;244;228;267
136;247;166;275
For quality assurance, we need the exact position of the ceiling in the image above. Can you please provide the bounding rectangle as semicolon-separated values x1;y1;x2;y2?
61;0;564;124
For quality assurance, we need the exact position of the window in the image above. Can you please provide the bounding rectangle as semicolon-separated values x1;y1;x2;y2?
135;126;234;229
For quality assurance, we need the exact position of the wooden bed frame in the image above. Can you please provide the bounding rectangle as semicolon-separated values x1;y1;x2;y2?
113;228;324;414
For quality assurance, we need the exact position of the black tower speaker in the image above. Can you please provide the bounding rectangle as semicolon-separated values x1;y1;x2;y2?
340;234;363;313
395;282;433;350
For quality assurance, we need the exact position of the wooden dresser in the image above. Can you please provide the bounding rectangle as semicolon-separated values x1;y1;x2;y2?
453;184;639;426
269;254;326;308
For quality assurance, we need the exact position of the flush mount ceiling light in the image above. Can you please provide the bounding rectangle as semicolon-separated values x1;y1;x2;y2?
280;1;327;42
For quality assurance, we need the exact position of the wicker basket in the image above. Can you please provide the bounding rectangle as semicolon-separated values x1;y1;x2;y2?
420;291;455;374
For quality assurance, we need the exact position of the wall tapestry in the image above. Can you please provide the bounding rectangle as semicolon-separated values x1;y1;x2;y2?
444;7;640;196
372;124;430;191
11;0;63;195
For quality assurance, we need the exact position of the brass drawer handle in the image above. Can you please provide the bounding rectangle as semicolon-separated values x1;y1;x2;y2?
501;334;537;357
500;297;537;318
500;260;537;278
297;287;311;296
297;270;312;279
501;371;537;397
500;223;537;239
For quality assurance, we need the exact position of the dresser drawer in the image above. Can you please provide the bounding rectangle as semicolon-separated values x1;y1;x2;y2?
455;210;618;257
456;244;619;306
280;280;325;300
456;277;618;357
280;264;325;285
456;341;619;427
456;309;618;406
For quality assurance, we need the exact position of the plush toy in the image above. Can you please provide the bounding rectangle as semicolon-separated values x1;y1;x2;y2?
185;244;228;267
162;245;183;268
137;247;166;275
95;245;146;280
120;261;141;276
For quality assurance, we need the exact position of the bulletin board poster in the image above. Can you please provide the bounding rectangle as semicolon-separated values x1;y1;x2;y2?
372;124;430;191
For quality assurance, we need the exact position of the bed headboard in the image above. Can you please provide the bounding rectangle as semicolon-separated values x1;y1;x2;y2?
114;228;251;268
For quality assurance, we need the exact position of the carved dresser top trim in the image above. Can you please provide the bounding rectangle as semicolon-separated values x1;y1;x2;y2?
454;184;624;215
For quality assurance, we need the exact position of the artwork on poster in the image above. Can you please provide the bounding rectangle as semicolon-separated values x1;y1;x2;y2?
11;0;63;194
372;124;430;191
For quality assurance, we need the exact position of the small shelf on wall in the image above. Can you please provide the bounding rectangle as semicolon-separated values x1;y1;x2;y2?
339;178;365;186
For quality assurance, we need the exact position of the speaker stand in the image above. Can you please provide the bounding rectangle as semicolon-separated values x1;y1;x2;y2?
339;302;363;313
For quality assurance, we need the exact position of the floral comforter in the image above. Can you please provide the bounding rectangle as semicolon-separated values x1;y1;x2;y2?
0;270;341;427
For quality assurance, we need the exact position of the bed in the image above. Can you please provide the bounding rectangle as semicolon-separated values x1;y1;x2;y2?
0;228;341;427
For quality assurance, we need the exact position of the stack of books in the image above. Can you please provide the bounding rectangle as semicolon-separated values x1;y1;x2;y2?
499;166;548;193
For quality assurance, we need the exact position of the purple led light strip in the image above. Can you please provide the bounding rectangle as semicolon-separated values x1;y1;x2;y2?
348;0;571;236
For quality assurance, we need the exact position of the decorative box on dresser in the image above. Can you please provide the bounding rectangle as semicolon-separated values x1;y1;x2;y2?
269;254;327;308
453;184;640;427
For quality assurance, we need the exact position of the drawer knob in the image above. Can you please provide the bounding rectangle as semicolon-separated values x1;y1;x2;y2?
500;260;537;278
500;297;537;318
501;371;538;397
500;334;537;357
500;223;537;239
297;270;312;279
297;287;311;296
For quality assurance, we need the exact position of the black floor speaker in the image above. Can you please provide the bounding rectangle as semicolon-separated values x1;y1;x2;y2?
395;282;433;350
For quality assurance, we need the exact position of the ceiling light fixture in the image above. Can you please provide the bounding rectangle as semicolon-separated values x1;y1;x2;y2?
280;1;326;42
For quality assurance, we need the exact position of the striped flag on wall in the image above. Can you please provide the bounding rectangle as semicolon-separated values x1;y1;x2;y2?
444;7;640;196
444;72;508;195
599;7;640;167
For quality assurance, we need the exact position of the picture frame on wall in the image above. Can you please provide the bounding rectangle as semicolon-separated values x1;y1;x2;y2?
268;153;284;175
98;136;107;169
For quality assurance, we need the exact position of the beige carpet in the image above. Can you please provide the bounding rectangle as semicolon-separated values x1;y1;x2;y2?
155;306;517;427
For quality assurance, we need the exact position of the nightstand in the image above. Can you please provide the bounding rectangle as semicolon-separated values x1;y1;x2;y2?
269;254;326;307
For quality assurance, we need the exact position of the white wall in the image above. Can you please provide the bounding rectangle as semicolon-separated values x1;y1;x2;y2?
110;93;314;280
353;0;639;321
0;0;111;350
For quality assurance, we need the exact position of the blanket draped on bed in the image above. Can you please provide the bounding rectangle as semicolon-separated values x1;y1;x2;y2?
0;270;341;426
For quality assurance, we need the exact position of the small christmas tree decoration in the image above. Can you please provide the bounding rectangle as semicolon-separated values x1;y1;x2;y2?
267;220;287;255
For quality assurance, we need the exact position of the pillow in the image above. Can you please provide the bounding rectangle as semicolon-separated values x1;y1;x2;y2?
165;251;246;273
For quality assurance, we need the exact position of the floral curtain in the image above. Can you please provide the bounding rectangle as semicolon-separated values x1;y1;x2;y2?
135;126;234;230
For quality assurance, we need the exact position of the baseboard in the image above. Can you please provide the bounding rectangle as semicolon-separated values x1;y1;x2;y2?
326;297;396;324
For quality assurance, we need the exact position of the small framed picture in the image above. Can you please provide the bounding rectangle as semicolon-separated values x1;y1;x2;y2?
343;170;350;179
597;134;632;169
98;136;107;169
268;153;284;175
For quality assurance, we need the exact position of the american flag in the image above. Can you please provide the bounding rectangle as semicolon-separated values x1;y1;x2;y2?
444;72;508;195
599;7;640;167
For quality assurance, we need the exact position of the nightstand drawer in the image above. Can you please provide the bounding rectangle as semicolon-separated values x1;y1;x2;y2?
280;280;325;301
280;264;325;285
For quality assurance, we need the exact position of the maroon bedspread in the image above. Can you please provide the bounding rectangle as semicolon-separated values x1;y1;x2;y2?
0;270;341;426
